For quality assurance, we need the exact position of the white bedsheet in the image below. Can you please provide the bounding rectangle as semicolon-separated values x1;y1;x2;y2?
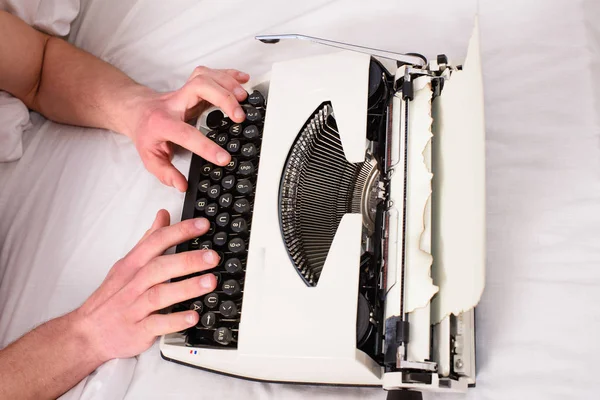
1;0;599;399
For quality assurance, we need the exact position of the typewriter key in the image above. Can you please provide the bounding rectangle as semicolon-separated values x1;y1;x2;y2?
201;311;217;329
190;300;203;314
204;293;219;308
222;280;241;297
235;179;253;195
224;157;237;172
219;300;238;318
216;133;228;146
226;139;240;153
231;217;248;234
213;232;228;247
228;238;245;253
221;175;236;190
199;240;212;251
242;125;259;140
208;185;221;199
214;327;233;345
233;198;250;214
224;258;243;274
205;203;218;217
240;143;257;158
201;164;213;175
198;179;210;193
206;110;224;129
237;161;255;176
195;198;208;212
243;105;262;123
229;123;242;136
247;90;265;108
215;212;230;228
210;168;223;181
206;130;218;140
218;193;233;208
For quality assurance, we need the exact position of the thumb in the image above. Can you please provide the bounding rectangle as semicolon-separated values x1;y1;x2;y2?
143;150;188;193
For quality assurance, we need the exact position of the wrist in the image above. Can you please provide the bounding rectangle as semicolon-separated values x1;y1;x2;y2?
112;84;160;140
68;309;111;366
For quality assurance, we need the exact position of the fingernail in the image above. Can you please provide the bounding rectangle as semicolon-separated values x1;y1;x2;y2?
203;250;216;264
194;218;208;231
216;151;230;165
186;312;198;325
234;107;245;120
234;88;247;98
238;72;249;79
174;180;186;192
199;274;215;289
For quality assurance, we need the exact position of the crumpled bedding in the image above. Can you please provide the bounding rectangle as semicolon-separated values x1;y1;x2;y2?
1;0;599;399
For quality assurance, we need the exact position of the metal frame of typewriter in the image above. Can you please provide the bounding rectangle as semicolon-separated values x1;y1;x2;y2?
161;22;485;396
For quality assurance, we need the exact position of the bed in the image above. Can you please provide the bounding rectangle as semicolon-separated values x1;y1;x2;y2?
1;0;599;399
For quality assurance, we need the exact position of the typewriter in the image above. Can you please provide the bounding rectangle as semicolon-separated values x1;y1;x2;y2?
160;22;485;399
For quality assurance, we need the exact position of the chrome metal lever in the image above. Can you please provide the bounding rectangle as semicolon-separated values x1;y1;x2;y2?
255;34;427;67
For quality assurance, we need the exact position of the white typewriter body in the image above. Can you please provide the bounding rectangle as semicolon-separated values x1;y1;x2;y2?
161;23;485;394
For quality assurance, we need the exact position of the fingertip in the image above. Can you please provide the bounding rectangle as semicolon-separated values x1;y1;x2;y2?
174;178;187;193
237;71;250;82
185;311;199;325
216;150;231;166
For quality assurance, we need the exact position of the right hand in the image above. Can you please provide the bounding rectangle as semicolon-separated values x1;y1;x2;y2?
74;210;217;362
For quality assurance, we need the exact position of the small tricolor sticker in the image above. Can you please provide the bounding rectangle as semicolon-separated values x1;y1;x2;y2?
189;350;198;355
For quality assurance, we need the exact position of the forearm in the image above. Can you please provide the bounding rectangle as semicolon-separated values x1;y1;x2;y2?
31;37;153;137
0;311;103;400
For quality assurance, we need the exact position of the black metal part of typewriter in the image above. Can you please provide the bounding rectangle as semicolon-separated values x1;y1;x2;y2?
170;90;266;349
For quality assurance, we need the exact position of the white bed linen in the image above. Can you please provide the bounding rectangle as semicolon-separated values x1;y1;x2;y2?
1;0;599;399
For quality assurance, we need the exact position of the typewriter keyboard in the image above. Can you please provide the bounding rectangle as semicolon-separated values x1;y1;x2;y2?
172;90;266;349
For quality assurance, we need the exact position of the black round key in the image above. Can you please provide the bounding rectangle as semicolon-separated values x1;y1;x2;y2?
219;300;238;318
216;251;225;266
237;161;254;176
225;158;237;172
242;125;260;140
222;280;241;296
224;258;243;274
248;90;265;107
226;139;241;153
215;212;230;228
205;203;218;217
190;300;203;314
204;292;219;309
215;133;228;146
241;143;257;158
228;238;245;253
210;168;223;181
218;193;233;208
221;175;236;190
236;179;253;195
233;198;250;214
198;179;210;193
195;197;208;211
190;237;200;249
214;327;233;345
229;123;242;136
201;164;213;175
206;110;224;129
199;240;212;250
208;185;221;199
213;232;228;247
207;222;215;235
206;130;218;141
231;217;248;234
243;105;262;123
201;311;217;328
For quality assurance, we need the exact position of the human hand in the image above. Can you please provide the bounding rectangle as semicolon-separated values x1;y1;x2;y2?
126;67;250;192
74;210;217;362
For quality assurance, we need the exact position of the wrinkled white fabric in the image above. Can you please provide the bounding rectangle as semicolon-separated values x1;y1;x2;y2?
1;0;599;399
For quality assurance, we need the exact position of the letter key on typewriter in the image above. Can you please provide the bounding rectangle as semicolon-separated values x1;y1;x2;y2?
170;91;266;348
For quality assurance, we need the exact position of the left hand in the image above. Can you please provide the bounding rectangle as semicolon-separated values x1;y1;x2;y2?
126;67;250;192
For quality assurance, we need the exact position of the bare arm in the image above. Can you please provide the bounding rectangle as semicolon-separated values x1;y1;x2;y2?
0;10;249;191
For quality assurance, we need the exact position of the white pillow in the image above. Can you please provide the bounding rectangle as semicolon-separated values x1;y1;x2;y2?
0;0;80;162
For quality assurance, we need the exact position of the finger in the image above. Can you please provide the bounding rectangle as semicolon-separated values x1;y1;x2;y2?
140;310;200;337
142;151;188;192
188;66;249;85
127;217;210;266
194;69;248;101
133;273;217;318
169;121;231;166
131;249;219;293
137;209;171;246
179;75;246;123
